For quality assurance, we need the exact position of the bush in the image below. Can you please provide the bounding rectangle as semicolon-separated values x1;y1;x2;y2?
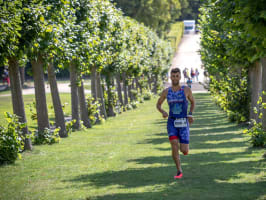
209;73;249;123
0;112;25;165
27;101;37;121
143;90;152;100
34;128;60;145
243;94;266;147
130;89;138;101
243;121;266;147
66;119;76;135
86;95;102;125
130;101;138;109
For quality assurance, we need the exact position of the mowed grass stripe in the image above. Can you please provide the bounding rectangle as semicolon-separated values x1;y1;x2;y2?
0;93;265;200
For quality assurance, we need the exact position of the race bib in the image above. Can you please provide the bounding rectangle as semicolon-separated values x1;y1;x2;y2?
174;118;187;128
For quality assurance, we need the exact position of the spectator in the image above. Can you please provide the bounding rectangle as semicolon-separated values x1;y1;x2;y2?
191;68;196;82
2;67;10;87
195;68;199;82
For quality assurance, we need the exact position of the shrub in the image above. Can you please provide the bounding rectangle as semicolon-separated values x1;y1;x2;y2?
243;121;266;147
0;112;25;165
143;90;152;100
34;128;60;145
130;89;138;101
27;101;37;121
125;104;133;110
86;95;101;125
243;95;266;147
66;119;76;135
131;101;138;109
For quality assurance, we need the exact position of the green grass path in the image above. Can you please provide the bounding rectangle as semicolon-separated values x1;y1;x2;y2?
0;93;265;200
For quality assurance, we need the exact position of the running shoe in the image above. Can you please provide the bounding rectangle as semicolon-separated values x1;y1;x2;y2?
174;171;183;179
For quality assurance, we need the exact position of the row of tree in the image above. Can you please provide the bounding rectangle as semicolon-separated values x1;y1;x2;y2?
199;0;266;136
0;0;174;150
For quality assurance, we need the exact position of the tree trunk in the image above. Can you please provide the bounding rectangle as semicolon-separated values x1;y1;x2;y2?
116;73;124;107
136;77;142;94
96;72;107;119
152;75;158;94
31;55;50;133
78;80;91;128
19;66;25;87
69;62;80;130
47;63;67;137
91;66;97;100
148;74;152;90
122;72;128;106
106;73;116;117
8;57;32;150
248;61;262;122
261;57;266;131
128;83;133;102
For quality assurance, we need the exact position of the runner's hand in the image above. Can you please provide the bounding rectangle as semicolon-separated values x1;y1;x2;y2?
188;116;194;125
162;111;168;118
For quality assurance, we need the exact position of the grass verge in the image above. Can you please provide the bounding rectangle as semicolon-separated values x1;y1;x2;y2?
0;93;265;200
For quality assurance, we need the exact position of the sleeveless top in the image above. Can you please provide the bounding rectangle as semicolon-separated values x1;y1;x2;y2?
167;86;188;118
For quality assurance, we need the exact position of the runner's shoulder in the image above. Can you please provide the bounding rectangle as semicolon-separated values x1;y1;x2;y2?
182;85;192;93
161;87;170;96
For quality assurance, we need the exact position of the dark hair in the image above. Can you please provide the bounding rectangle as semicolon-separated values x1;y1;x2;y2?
171;68;181;74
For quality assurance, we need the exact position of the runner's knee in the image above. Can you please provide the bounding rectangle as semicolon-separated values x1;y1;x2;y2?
181;150;189;155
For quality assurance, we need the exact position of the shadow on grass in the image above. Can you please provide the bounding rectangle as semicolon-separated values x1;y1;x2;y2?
63;93;265;200
64;151;265;200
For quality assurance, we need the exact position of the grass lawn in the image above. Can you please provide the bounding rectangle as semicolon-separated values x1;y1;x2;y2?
0;93;265;200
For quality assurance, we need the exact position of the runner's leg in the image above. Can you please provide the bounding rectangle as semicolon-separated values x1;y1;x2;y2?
170;139;182;172
180;143;189;155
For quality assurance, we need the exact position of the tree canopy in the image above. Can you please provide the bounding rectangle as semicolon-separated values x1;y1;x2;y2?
112;0;182;36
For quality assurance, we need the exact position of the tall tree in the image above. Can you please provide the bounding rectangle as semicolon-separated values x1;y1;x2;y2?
31;55;50;132
47;63;67;137
0;0;32;150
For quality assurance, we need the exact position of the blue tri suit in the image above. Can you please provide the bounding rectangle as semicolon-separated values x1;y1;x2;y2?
167;86;190;144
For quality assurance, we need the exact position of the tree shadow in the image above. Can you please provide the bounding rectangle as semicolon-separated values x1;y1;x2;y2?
63;93;265;200
63;150;265;200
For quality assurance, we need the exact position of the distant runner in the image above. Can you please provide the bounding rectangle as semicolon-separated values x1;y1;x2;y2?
156;68;195;179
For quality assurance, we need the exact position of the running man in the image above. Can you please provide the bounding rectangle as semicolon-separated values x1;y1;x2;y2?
156;67;195;179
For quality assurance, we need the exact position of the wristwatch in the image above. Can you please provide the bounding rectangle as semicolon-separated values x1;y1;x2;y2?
188;112;193;117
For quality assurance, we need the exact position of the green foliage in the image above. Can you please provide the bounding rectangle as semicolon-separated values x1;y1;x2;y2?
1;0;175;134
65;119;76;135
143;90;152;101
130;101;138;109
243;121;266;148
243;94;266;147
180;0;202;21
199;0;266;123
166;22;184;52
130;89;138;101
209;71;249;123
27;101;37;121
0;112;25;165
113;0;182;36
86;95;103;125
33;128;60;145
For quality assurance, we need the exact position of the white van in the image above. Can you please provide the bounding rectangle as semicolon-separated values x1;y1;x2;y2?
183;20;195;34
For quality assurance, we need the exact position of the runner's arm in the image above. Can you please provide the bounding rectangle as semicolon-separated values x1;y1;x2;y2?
185;87;195;125
156;89;168;118
186;87;195;114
